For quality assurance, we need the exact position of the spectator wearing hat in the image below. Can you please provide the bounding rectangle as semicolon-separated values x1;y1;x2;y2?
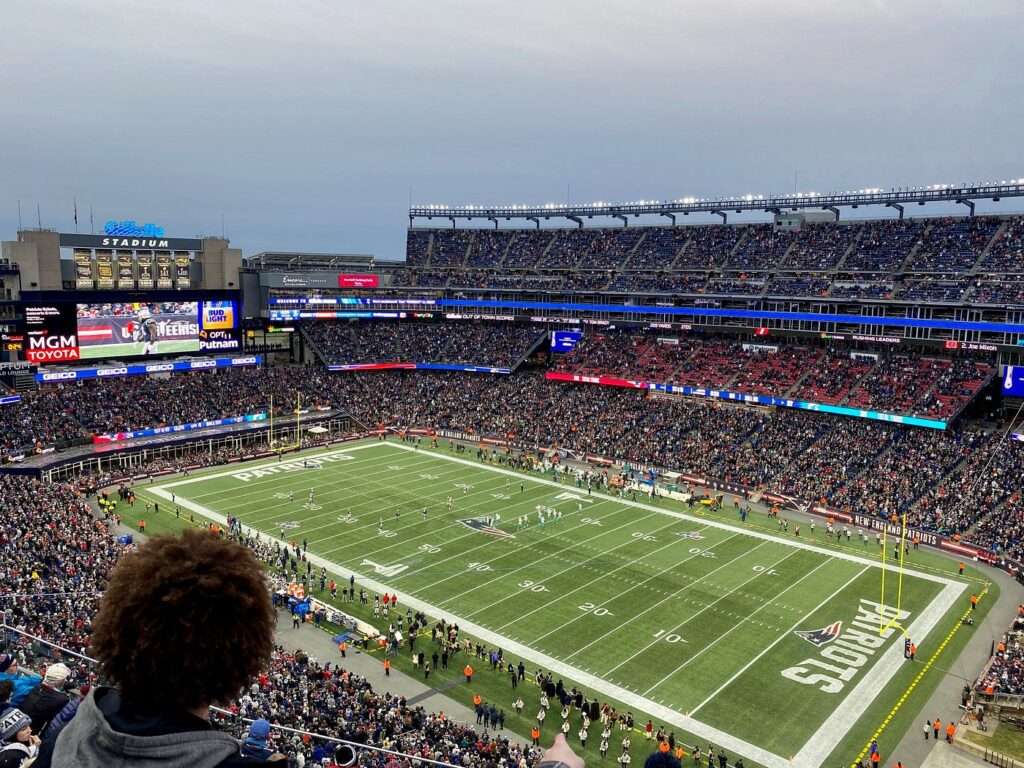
33;530;285;767
0;657;40;710
0;708;39;768
241;719;274;760
20;663;71;734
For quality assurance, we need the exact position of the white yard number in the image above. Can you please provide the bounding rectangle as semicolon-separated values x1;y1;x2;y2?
688;547;717;559
579;517;603;526
466;562;492;572
517;580;550;593
387;465;404;471
632;532;657;542
675;531;704;541
752;565;778;576
419;544;441;554
578;602;613;617
491;493;511;500
653;629;687;644
418;473;439;481
378;529;398;538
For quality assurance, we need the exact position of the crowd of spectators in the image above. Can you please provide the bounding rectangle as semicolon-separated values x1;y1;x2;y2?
551;331;990;418
390;216;1022;304
305;321;543;368
0;473;546;767
905;217;1001;272
976;615;1024;697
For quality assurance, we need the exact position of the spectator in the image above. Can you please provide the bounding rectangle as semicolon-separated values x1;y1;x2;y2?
0;709;39;768
33;530;280;767
19;663;70;734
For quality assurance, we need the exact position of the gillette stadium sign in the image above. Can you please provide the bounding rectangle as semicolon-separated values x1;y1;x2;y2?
104;220;165;237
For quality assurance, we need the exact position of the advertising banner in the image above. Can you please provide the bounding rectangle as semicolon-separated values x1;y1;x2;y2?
338;273;379;289
92;412;267;444
36;355;260;382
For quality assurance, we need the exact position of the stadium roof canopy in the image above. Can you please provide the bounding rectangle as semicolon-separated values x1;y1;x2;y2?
245;251;375;270
409;179;1024;227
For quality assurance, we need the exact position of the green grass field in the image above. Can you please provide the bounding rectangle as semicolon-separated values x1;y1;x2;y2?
130;439;987;768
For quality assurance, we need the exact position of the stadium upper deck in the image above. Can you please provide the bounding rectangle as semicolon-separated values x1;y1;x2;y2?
385;215;1024;304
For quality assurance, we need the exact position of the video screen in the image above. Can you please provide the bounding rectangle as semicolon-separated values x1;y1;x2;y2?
77;301;201;359
24;298;240;363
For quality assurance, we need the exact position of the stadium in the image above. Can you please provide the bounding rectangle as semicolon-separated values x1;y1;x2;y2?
1;5;1023;768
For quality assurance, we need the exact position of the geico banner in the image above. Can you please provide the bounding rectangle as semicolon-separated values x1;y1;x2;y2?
36;355;261;382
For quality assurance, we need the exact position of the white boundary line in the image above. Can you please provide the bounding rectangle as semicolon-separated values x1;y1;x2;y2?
156;443;384;488
152;484;793;768
387;444;957;586
149;441;967;768
792;579;965;768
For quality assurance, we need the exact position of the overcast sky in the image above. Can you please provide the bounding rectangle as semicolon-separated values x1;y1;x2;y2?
1;0;1021;260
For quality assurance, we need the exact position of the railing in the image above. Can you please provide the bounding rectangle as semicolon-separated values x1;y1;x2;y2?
985;748;1020;768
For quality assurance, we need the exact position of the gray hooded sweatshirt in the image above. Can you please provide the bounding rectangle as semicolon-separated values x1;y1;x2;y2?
48;688;247;768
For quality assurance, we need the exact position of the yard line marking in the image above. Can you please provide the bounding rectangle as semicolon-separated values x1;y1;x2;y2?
604;541;782;677
482;516;700;627
564;534;753;663
689;564;871;718
644;551;828;694
306;470;526;550
157;442;386;488
389;442;955;586
320;480;552;561
414;499;625;595
186;447;395;503
527;525;724;642
235;452;464;522
151;485;793;768
223;453;464;529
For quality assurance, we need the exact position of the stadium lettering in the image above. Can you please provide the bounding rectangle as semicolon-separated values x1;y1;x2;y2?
100;237;170;248
780;600;911;694
232;452;355;481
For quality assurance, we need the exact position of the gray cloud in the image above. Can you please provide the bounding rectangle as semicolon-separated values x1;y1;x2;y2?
1;0;1020;259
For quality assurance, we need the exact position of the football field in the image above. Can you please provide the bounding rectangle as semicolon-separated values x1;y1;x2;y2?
143;439;969;768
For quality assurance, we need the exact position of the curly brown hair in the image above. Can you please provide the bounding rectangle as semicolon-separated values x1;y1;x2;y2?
91;529;275;711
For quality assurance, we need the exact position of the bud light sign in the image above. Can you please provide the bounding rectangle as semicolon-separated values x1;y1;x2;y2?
1003;365;1024;397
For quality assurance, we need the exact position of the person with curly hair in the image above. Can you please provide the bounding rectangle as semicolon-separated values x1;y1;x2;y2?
33;529;284;767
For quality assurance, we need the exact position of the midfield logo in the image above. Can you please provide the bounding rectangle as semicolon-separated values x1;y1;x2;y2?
459;518;516;539
794;621;842;647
